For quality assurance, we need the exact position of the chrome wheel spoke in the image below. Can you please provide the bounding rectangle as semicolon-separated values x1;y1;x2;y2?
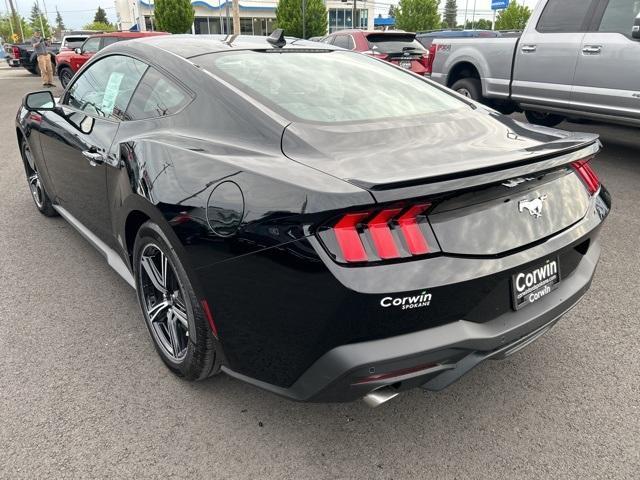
171;304;188;329
147;300;170;323
140;253;168;294
167;310;182;356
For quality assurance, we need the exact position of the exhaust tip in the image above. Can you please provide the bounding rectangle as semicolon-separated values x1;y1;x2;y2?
362;386;400;408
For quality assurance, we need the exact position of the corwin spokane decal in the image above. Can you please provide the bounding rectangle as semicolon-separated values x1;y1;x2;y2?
381;291;432;310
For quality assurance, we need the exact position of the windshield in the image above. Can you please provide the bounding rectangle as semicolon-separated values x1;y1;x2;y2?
202;51;465;123
365;34;425;54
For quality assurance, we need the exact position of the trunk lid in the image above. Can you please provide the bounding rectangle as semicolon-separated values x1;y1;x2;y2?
282;110;599;256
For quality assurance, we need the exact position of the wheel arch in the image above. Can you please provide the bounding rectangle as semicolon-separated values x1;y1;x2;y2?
446;61;481;88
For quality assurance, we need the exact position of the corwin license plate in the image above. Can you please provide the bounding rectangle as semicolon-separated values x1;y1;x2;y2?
400;60;412;69
511;258;561;310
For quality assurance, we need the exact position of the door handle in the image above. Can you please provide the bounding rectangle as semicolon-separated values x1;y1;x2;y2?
521;45;537;53
82;150;104;166
582;45;602;55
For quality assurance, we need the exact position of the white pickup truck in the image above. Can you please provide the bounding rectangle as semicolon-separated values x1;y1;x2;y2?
430;0;640;127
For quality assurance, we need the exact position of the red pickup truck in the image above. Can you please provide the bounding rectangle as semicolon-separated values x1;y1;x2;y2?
56;31;169;88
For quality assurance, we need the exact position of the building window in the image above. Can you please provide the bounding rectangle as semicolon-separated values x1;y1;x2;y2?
328;9;367;33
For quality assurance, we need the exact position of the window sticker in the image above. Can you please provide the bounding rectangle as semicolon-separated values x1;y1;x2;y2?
101;72;124;115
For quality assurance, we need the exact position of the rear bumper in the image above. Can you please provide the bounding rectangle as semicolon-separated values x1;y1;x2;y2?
223;237;601;403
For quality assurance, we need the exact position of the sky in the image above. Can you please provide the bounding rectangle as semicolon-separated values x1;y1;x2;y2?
2;0;540;30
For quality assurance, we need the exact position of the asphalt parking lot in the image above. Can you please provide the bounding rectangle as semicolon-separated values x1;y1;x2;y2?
0;62;638;479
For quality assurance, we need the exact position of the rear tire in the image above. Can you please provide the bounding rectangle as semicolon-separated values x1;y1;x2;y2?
21;139;57;217
133;221;219;381
451;78;483;102
524;110;565;128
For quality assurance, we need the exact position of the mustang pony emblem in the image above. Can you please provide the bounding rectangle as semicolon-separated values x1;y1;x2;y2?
518;195;548;218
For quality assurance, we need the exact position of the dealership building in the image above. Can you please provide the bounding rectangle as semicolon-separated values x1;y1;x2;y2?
114;0;375;36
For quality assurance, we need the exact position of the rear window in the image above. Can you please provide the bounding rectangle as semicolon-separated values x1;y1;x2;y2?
365;34;425;54
201;51;465;123
64;37;87;49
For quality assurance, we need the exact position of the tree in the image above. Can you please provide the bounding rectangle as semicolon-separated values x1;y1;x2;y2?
83;21;116;32
93;6;109;24
388;5;397;18
29;2;51;37
464;18;492;30
154;0;195;34
395;0;440;33
275;0;328;39
443;0;457;29
54;8;65;34
495;2;531;31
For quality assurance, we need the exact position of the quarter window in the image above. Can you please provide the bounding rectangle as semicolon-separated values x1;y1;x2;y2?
66;55;147;120
125;68;190;120
537;0;597;33
598;0;640;37
332;35;353;50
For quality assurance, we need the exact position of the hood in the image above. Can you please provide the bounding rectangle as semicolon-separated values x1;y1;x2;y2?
281;108;599;191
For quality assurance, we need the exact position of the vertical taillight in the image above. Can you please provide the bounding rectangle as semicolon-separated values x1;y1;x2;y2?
12;46;20;59
572;160;600;195
318;202;439;264
422;44;437;75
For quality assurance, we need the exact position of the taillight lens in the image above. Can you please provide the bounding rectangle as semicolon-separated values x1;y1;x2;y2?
318;202;440;264
422;44;437;75
12;46;20;59
572;159;600;195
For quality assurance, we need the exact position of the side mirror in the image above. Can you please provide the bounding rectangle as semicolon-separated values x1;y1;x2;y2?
24;91;56;111
74;47;82;54
633;16;640;39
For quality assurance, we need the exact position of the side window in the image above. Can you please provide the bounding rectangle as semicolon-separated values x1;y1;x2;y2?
537;0;597;33
82;37;101;54
332;35;350;49
598;0;640;37
66;55;147;120
125;67;190;120
101;37;121;48
345;35;355;50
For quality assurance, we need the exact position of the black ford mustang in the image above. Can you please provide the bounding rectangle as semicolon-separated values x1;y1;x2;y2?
16;32;610;406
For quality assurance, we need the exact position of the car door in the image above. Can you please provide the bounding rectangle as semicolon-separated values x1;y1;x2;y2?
38;54;147;244
71;36;100;71
511;0;600;108
571;0;640;120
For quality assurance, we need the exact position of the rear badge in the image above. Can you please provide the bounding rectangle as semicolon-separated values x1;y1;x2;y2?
512;258;560;310
502;177;534;188
381;291;432;310
518;194;548;218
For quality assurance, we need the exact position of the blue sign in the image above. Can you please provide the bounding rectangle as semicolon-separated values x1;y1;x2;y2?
491;0;510;9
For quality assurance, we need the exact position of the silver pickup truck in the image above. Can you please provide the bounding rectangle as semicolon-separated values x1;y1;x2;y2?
430;0;640;127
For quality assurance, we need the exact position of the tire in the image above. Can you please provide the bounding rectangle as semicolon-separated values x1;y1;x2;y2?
451;78;483;102
21;138;57;217
27;67;38;75
58;66;74;89
133;221;219;380
524;110;565;128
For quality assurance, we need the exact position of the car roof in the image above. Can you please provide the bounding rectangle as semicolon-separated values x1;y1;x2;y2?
92;31;170;38
124;34;336;59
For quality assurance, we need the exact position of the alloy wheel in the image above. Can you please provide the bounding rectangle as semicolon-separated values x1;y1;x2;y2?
457;88;472;98
139;243;190;361
23;144;44;209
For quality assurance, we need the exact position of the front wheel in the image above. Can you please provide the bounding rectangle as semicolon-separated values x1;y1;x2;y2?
58;66;74;88
133;221;219;380
451;78;483;102
21;139;57;216
524;110;565;128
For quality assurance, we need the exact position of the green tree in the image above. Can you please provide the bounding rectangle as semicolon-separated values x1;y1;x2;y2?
154;0;194;34
395;0;440;33
54;8;65;34
464;18;492;30
93;6;109;24
388;5;397;18
83;21;116;32
495;2;531;31
29;2;51;37
275;0;328;39
443;0;457;29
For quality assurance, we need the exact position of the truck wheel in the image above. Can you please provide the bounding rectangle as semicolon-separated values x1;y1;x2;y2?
524;110;565;128
451;78;483;102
